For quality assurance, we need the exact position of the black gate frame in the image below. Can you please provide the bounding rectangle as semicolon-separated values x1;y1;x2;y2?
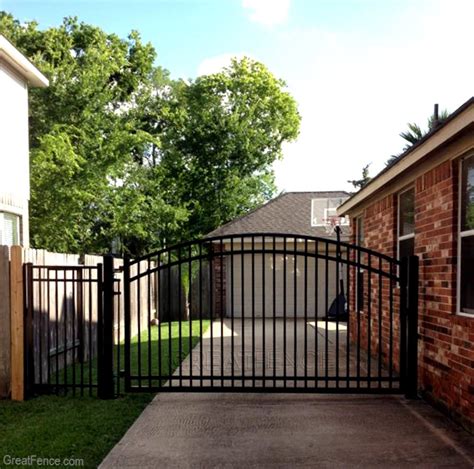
24;256;117;399
23;236;418;399
121;233;419;397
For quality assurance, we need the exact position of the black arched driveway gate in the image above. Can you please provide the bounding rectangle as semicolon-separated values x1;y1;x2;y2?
121;233;419;396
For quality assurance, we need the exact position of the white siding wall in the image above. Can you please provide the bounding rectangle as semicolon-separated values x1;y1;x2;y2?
0;61;30;245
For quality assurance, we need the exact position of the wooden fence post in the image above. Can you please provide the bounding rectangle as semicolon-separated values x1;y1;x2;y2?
10;246;24;401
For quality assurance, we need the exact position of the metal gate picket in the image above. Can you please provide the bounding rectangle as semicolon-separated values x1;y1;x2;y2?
122;233;419;397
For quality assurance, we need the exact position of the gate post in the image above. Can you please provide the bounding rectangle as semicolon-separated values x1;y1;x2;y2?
406;255;419;399
24;262;35;398
123;255;131;392
98;255;115;399
399;257;408;393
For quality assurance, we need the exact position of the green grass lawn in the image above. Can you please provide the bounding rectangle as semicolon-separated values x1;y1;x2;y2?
127;319;210;389
0;320;209;469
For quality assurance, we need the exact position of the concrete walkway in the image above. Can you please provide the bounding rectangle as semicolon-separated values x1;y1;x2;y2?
167;319;386;390
100;394;474;468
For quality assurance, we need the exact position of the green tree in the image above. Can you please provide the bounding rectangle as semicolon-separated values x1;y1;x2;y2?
399;122;424;148
0;13;185;254
159;58;301;238
348;163;371;191
95;164;189;256
387;108;450;166
0;14;300;254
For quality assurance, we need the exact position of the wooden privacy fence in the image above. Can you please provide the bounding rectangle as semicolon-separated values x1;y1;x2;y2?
0;246;157;400
1;246;91;399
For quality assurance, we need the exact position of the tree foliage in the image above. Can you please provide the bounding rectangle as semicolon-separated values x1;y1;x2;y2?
159;58;300;237
0;12;300;255
347;163;371;191
386;108;450;166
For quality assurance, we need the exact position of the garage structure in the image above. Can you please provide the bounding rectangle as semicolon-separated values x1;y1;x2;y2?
207;192;351;318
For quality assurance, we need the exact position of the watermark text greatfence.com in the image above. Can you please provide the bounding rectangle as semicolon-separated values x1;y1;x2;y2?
3;455;84;467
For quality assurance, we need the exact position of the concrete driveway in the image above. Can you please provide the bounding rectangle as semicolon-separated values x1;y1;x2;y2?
101;319;473;467
166;319;386;390
100;393;474;468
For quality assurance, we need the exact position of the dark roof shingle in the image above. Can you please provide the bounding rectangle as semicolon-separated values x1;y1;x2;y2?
206;191;350;239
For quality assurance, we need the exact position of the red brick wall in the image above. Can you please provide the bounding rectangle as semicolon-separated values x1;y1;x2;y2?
354;159;474;432
349;194;401;375
415;160;473;430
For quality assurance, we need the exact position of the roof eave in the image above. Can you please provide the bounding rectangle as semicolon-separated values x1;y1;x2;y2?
337;98;474;216
0;36;49;88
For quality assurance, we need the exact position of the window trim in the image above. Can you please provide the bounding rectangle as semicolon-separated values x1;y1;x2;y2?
397;186;415;260
456;154;474;317
355;215;364;246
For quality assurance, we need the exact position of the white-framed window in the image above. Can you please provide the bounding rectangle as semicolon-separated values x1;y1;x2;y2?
0;212;21;246
398;187;415;259
457;154;474;316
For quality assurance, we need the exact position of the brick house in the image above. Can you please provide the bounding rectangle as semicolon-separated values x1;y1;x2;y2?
338;97;474;431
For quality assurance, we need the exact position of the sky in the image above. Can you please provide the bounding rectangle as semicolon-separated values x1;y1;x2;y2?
2;0;474;193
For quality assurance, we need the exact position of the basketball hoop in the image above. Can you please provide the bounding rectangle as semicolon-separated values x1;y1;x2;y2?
322;216;343;235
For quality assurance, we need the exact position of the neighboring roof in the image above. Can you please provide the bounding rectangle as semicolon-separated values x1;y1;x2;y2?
0;35;49;87
206;191;351;239
338;97;474;215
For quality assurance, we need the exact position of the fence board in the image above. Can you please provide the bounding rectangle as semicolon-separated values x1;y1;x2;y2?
10;246;24;400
